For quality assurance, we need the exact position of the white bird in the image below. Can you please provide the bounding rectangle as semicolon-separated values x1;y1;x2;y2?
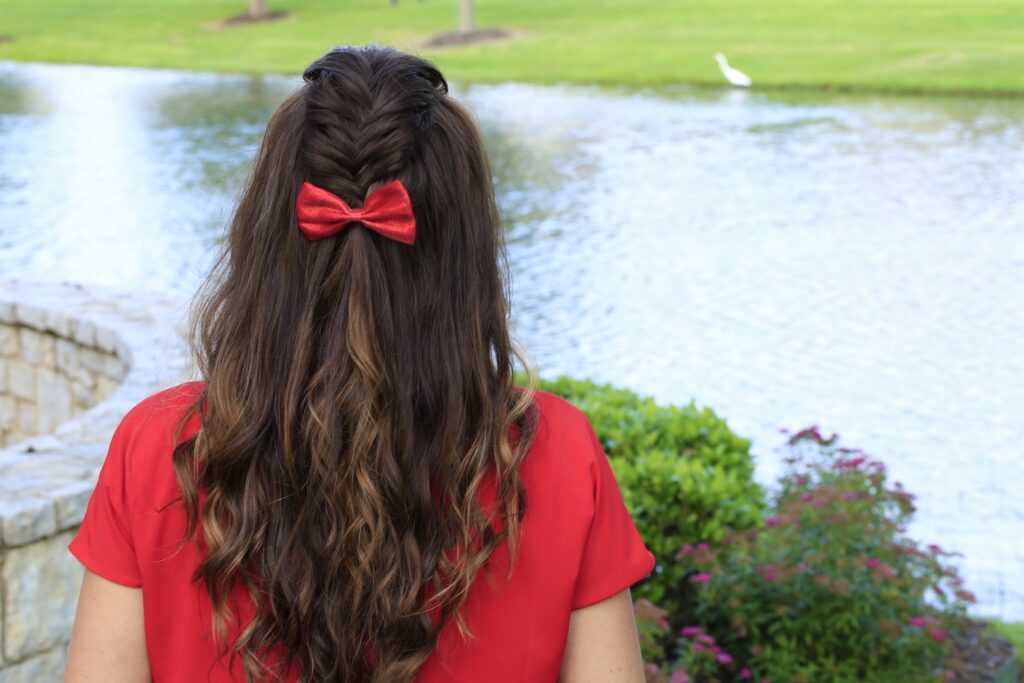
714;52;752;88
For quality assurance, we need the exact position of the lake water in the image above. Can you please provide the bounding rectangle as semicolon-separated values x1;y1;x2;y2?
1;60;1021;621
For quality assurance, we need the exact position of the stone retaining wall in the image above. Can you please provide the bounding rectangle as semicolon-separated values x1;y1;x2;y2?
0;302;127;448
0;278;192;682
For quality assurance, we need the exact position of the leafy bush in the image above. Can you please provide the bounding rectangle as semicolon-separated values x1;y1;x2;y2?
529;373;766;616
638;426;976;683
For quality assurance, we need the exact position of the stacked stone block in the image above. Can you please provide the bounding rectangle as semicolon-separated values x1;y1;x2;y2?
0;305;128;448
0;279;191;682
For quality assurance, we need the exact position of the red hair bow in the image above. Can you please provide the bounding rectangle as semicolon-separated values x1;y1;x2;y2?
295;179;416;245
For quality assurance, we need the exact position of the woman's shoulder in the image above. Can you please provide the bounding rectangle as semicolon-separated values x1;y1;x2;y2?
525;388;606;478
113;380;205;445
108;381;206;504
528;387;591;428
124;379;206;419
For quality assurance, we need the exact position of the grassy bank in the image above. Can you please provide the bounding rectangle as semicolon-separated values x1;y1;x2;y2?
985;618;1024;669
1;0;1022;95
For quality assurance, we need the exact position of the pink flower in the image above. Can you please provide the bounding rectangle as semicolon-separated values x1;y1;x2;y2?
656;617;669;629
679;543;694;555
645;663;659;674
690;572;712;584
929;628;950;642
764;516;779;527
865;558;881;570
694;642;705;653
909;616;928;627
800;492;814;502
697;634;715;645
750;644;763;656
841;491;860;500
716;652;734;665
681;625;702;637
928;544;943;555
671;671;690;683
740;668;752;679
696;542;710;552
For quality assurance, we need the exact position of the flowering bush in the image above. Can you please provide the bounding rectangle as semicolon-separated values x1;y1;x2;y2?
637;426;976;683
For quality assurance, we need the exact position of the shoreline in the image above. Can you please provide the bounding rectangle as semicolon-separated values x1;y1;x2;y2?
3;55;1024;101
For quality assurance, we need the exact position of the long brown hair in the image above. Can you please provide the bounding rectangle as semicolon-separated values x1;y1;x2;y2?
170;44;540;682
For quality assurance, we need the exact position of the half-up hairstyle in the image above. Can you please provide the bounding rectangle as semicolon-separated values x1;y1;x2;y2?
170;44;541;682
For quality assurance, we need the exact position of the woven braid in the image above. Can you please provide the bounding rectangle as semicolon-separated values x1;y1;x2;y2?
298;46;447;209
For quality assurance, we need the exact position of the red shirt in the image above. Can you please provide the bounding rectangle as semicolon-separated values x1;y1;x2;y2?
68;381;656;682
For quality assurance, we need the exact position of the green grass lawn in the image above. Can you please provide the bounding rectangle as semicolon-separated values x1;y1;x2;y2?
1;0;1022;94
983;617;1024;670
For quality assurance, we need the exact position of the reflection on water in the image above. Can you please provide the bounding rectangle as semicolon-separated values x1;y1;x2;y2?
146;74;286;195
1;60;1022;620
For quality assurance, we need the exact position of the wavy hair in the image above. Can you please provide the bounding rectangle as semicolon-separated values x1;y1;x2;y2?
169;44;540;682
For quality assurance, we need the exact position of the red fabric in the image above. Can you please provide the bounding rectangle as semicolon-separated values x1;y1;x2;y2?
67;381;656;682
295;179;417;244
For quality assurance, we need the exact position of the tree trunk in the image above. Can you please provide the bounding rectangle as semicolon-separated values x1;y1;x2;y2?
250;0;267;19
458;0;474;33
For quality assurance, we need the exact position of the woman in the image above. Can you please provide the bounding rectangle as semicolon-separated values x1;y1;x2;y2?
64;44;655;682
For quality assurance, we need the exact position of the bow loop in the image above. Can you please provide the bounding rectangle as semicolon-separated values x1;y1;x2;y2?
295;179;417;245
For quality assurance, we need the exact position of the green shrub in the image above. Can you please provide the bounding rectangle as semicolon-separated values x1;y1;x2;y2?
638;427;975;683
527;373;766;617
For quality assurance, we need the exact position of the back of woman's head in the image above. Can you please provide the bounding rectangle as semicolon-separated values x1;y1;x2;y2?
172;44;540;682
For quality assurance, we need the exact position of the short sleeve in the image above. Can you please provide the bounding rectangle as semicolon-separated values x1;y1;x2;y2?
67;409;143;587
571;418;656;609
